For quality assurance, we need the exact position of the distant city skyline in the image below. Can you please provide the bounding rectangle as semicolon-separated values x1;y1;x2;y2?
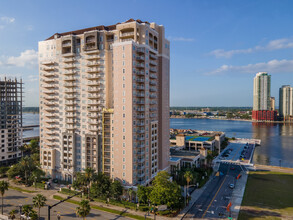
0;0;293;107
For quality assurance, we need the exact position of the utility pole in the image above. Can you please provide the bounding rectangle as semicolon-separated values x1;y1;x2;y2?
48;191;83;220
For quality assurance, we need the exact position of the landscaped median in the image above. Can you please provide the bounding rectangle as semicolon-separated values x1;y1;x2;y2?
238;171;293;220
53;195;152;220
8;186;36;193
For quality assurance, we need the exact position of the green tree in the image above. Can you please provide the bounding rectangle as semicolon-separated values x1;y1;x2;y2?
72;172;87;191
76;200;91;220
84;168;96;199
29;139;39;154
8;209;17;220
22;204;34;218
110;180;123;200
90;173;111;199
137;185;152;204
33;194;47;219
0;180;9;215
149;171;183;209
0;167;9;178
184;171;193;190
128;188;134;202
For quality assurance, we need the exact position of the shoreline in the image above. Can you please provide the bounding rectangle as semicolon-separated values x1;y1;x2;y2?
170;116;293;123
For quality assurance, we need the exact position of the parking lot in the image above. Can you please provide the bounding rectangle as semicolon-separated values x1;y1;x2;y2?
216;141;255;165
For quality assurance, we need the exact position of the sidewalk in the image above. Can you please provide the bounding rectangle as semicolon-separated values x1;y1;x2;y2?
177;175;214;219
230;171;249;220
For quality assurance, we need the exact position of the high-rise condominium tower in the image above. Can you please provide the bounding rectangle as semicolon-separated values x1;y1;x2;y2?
38;19;170;185
0;78;23;166
279;85;293;119
253;72;271;111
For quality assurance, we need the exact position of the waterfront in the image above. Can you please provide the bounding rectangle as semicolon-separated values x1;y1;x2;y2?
171;118;293;168
22;113;293;168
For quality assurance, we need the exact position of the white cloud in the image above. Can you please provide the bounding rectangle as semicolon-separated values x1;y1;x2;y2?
26;25;34;31
168;36;195;42
27;75;38;82
2;49;38;67
207;59;293;75
209;38;293;58
0;16;15;23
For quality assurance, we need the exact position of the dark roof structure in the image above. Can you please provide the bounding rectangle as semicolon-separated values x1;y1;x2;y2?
46;19;150;41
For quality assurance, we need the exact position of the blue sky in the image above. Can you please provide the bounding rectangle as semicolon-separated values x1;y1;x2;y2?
0;0;293;107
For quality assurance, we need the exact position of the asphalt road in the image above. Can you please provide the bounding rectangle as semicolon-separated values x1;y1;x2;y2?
2;189;129;220
184;163;244;219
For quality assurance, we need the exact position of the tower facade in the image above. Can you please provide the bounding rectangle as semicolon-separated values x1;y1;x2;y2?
0;78;23;166
38;19;170;185
279;85;293;119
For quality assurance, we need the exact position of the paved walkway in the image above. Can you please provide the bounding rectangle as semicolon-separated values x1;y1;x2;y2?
255;164;293;174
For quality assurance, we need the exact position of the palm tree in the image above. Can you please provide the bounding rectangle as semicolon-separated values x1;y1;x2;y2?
22;204;33;218
84;168;95;199
76;200;91;220
8;209;17;220
128;188;134;202
184;171;193;203
33;194;47;219
0;180;9;215
20;156;34;185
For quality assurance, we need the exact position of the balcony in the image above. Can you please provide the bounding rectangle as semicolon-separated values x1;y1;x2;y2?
87;81;102;86
136;108;145;112
150;108;157;112
136;93;145;98
150;87;157;92
64;83;77;87
43;84;56;89
87;68;102;73
136;100;145;105
88;94;102;99
137;144;145;148
136;71;144;76
136;86;144;90
136;78;145;83
136;56;144;61
137;115;145;119
150;100;157;105
43;72;55;77
65;107;76;112
136;63;144;68
150;80;157;86
150;113;157;118
137;129;145;134
43;90;57;95
65;114;75;118
137;48;145;54
137;136;145;141
120;32;134;38
42;61;55;65
43;79;56;83
149;94;157;99
88;113;99;119
149;60;157;66
86;55;100;60
88;107;102;112
64;95;75;100
65;101;77;106
83;49;99;54
150;74;157;79
63;57;75;63
88;88;101;93
64;76;76;81
64;89;76;94
43;66;55;71
149;54;157;60
64;70;76;75
137;158;145;163
62;52;75;57
150;67;157;72
136;122;144;126
86;62;102;67
88;101;101;105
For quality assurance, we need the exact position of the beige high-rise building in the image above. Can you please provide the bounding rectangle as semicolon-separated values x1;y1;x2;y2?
270;97;275;111
38;19;170;185
279;85;293;119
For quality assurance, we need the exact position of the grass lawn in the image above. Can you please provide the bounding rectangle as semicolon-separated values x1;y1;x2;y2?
238;171;293;220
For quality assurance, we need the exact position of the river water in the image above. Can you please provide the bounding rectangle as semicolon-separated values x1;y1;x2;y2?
22;113;293;168
170;118;293;168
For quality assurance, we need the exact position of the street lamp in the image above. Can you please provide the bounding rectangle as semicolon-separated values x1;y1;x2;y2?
19;204;23;216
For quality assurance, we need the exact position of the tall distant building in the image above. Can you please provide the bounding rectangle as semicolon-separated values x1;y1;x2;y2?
270;97;275;111
0;78;23;166
253;72;271;111
38;19;170;185
279;85;293;120
252;72;277;121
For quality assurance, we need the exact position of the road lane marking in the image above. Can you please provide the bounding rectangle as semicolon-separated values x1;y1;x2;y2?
202;145;243;218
